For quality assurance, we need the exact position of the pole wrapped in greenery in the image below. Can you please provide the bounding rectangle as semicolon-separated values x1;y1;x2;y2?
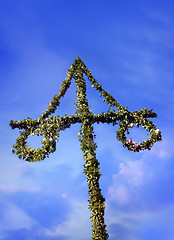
10;57;162;239
74;62;109;238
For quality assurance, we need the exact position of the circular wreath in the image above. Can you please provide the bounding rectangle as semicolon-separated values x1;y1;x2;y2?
12;120;59;161
116;113;162;152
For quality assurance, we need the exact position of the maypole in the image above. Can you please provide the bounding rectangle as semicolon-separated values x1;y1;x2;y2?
10;57;162;239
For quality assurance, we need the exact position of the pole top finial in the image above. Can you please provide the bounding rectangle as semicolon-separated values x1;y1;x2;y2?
75;56;82;62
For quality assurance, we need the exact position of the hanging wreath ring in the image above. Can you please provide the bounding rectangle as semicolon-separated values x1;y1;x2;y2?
11;118;60;161
116;111;162;152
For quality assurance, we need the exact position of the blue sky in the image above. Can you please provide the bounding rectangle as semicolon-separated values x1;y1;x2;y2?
0;0;174;239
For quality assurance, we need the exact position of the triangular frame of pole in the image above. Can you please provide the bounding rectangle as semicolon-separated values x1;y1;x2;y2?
39;56;122;120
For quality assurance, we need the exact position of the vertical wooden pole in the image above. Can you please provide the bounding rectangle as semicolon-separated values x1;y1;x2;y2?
74;60;109;239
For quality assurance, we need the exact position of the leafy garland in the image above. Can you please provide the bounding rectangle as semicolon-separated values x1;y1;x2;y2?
74;64;109;239
10;57;162;240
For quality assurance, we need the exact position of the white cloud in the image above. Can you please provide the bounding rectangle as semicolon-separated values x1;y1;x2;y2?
105;203;174;240
61;193;68;199
119;161;145;187
45;220;74;237
150;138;174;159
107;159;145;205
144;7;174;48
44;199;91;240
0;202;37;233
0;183;40;194
0;155;42;194
108;184;129;205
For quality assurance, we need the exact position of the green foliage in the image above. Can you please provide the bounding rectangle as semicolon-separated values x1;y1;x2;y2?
10;57;162;239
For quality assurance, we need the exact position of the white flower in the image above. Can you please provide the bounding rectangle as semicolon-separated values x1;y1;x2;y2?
130;123;134;128
155;129;161;135
49;138;53;142
31;133;34;136
85;163;91;167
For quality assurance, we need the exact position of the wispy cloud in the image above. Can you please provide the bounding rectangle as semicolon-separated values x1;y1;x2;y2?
0;154;42;194
0;201;37;238
43;199;91;240
106;203;174;240
119;161;145;186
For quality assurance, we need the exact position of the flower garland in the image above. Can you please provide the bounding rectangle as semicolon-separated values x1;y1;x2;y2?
10;57;162;240
116;108;162;152
10;115;79;161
